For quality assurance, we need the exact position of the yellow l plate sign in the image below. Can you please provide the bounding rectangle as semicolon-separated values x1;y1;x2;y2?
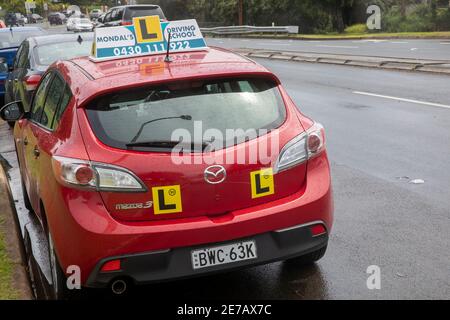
133;15;164;44
250;168;275;199
152;185;183;215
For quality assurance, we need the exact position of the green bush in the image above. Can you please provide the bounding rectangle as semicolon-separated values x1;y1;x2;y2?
344;23;368;34
436;8;450;31
383;4;437;33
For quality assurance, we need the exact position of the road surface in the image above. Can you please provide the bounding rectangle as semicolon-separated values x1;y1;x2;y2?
41;24;450;61
207;37;450;61
131;60;450;299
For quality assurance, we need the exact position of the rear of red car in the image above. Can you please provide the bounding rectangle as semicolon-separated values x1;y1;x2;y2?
43;51;333;289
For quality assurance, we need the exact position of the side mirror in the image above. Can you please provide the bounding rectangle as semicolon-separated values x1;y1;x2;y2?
0;101;25;122
0;62;8;73
0;58;8;73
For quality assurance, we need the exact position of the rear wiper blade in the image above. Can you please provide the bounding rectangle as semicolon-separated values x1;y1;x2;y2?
129;115;192;144
126;140;211;151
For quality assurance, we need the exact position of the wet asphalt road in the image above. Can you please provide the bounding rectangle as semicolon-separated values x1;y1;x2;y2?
206;37;450;60
1;27;449;299
130;61;450;300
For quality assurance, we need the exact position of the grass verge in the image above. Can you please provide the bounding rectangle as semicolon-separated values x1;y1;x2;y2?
296;31;450;39
0;216;19;299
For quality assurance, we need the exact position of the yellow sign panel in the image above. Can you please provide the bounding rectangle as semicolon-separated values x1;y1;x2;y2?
152;185;182;215
133;15;163;44
250;168;275;199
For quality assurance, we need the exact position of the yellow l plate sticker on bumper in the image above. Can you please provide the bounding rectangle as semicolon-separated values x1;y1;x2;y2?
152;185;182;215
250;168;275;199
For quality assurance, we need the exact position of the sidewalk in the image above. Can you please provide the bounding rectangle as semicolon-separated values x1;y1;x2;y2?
0;155;32;299
234;48;450;75
0;120;32;300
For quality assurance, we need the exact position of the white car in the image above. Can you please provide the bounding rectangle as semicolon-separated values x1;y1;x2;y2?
66;17;94;32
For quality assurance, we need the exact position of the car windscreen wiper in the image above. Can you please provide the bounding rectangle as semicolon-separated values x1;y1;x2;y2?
129;115;192;144
126;140;210;151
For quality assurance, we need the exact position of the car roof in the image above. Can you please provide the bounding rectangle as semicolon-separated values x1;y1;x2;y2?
110;4;160;10
113;4;160;7
29;33;93;46
57;47;276;106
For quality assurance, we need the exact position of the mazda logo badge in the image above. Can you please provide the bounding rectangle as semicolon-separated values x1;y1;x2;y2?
204;165;227;184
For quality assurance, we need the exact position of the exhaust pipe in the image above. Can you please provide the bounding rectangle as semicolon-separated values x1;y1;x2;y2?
111;279;128;295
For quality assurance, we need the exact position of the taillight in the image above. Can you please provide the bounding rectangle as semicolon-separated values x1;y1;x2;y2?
275;122;325;172
51;156;147;192
24;75;41;91
121;21;132;26
101;259;122;273
310;224;327;237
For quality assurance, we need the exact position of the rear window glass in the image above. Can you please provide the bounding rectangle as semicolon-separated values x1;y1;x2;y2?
123;6;166;21
85;78;285;152
34;40;93;66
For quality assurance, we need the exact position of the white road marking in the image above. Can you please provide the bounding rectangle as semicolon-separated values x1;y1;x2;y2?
411;47;436;51
353;91;450;109
317;45;358;49
260;42;292;46
355;39;387;43
390;41;408;44
440;42;450;45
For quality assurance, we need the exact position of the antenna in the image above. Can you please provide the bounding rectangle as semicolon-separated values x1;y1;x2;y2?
164;31;173;63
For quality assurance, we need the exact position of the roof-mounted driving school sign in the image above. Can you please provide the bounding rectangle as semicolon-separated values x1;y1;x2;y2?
90;16;208;61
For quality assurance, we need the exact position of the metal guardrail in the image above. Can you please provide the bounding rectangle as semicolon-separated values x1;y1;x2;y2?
200;25;299;35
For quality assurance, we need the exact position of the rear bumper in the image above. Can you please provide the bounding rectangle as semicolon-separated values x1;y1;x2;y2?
43;152;333;286
86;222;328;288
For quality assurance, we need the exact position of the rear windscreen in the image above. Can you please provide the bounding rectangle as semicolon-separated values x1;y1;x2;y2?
85;78;286;152
124;6;166;21
34;40;93;66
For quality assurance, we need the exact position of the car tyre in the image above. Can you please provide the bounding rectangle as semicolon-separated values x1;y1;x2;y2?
48;231;72;300
285;245;327;265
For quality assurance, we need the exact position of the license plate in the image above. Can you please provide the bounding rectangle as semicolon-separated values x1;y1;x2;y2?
191;240;257;270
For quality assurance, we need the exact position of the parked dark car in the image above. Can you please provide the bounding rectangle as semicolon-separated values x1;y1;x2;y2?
4;33;93;113
0;27;45;108
48;12;67;25
5;12;24;27
98;5;166;27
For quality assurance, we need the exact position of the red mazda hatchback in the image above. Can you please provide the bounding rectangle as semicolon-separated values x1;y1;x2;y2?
1;47;333;298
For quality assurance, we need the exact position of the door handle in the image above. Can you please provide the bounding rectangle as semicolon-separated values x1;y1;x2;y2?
23;137;28;146
33;146;40;158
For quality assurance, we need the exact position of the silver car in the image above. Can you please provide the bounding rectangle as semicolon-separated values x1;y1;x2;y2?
66;17;94;32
